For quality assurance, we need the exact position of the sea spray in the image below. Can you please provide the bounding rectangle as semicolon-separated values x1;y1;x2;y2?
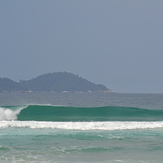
0;107;23;121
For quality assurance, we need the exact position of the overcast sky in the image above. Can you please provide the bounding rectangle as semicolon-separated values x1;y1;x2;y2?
0;0;163;93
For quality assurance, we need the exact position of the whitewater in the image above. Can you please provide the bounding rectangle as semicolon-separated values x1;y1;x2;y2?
0;107;22;121
1;120;163;130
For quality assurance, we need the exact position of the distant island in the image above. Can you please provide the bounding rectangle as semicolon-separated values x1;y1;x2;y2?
0;72;114;93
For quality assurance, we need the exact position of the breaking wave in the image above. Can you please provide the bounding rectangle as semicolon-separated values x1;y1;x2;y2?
1;105;163;121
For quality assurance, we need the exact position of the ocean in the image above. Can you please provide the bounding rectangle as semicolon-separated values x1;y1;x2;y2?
0;93;163;163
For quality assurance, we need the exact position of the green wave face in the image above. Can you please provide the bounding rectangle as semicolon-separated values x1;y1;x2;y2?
17;105;163;121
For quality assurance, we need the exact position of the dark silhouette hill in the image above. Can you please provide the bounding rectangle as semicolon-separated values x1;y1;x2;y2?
0;72;113;93
0;78;23;92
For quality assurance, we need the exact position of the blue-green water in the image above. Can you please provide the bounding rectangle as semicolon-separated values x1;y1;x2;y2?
0;93;163;163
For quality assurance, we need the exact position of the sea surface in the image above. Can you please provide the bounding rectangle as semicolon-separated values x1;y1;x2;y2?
0;93;163;163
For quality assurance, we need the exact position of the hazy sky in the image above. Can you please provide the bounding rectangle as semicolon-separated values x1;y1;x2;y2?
0;0;163;93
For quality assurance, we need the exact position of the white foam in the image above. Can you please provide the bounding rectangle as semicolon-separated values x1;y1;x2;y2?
0;121;163;130
0;107;23;121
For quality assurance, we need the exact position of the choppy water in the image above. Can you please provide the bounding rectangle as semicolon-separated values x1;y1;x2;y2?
0;93;163;163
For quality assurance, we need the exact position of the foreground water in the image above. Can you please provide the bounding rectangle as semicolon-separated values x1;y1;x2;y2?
0;93;163;163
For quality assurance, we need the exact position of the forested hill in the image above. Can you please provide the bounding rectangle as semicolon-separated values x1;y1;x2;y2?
0;72;113;93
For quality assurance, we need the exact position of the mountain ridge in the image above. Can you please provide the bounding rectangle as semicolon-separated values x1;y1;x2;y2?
0;72;113;93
